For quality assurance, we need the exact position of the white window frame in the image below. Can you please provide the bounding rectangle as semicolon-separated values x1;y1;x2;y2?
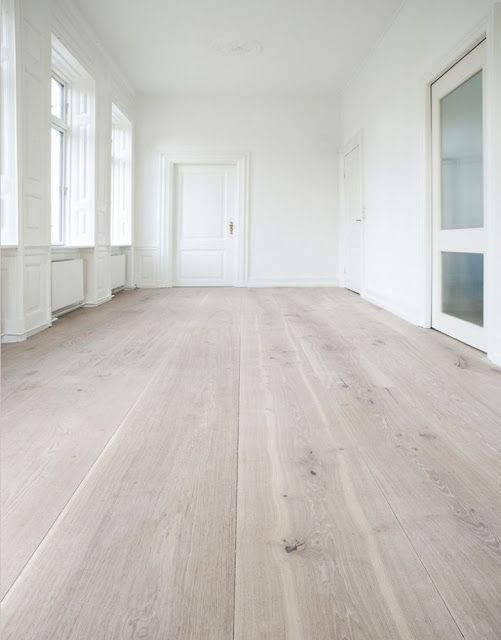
51;35;95;248
0;0;18;247
110;104;132;247
50;72;69;245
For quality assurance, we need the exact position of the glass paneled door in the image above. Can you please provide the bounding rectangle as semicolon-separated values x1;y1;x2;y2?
431;41;487;351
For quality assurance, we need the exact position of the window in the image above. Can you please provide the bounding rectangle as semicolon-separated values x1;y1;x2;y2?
110;104;132;246
51;36;95;247
0;0;18;246
50;76;67;245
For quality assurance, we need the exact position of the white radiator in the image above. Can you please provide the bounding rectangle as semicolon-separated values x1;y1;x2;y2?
111;254;126;290
51;259;84;313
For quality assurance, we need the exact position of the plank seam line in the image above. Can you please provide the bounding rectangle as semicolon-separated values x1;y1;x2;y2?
359;453;466;639
232;293;243;640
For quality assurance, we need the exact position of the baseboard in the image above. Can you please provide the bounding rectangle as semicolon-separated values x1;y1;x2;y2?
1;321;52;343
361;288;422;326
134;282;169;289
246;277;340;288
488;351;501;368
83;294;113;308
133;278;340;289
52;302;85;319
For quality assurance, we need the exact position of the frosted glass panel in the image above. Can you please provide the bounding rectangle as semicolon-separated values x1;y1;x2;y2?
442;252;483;326
441;71;483;229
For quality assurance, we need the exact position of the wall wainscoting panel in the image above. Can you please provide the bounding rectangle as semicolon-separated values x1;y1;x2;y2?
134;247;160;287
95;248;111;303
23;247;51;336
1;249;21;339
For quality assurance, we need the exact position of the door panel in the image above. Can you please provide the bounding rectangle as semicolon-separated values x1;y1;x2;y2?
181;250;225;279
344;144;363;294
175;164;236;286
181;172;225;238
431;42;486;350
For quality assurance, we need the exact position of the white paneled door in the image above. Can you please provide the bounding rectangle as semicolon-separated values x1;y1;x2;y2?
343;143;364;293
431;42;486;351
175;164;237;286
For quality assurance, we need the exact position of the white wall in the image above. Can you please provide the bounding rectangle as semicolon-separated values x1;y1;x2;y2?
135;95;340;287
1;0;135;341
340;0;500;342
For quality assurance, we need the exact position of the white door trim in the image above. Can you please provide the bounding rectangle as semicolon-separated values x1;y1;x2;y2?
340;130;365;293
431;41;487;351
159;151;250;287
423;5;501;364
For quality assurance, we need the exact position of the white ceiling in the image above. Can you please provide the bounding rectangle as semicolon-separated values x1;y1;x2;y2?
74;0;404;96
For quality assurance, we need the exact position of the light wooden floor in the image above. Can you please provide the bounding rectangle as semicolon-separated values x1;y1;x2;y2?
1;288;500;639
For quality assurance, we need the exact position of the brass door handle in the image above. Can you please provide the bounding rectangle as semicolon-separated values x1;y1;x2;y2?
229;221;234;235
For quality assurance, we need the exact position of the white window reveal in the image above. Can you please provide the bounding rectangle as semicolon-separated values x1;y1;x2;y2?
0;0;18;246
50;75;67;244
110;104;132;246
51;36;96;247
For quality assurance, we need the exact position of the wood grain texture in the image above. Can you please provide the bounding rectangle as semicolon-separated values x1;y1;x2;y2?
1;288;206;597
269;288;501;639
2;288;240;640
2;287;500;639
234;290;463;640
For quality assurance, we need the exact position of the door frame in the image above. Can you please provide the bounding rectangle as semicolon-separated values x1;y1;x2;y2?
424;5;501;364
340;130;365;294
159;151;250;287
431;41;487;351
